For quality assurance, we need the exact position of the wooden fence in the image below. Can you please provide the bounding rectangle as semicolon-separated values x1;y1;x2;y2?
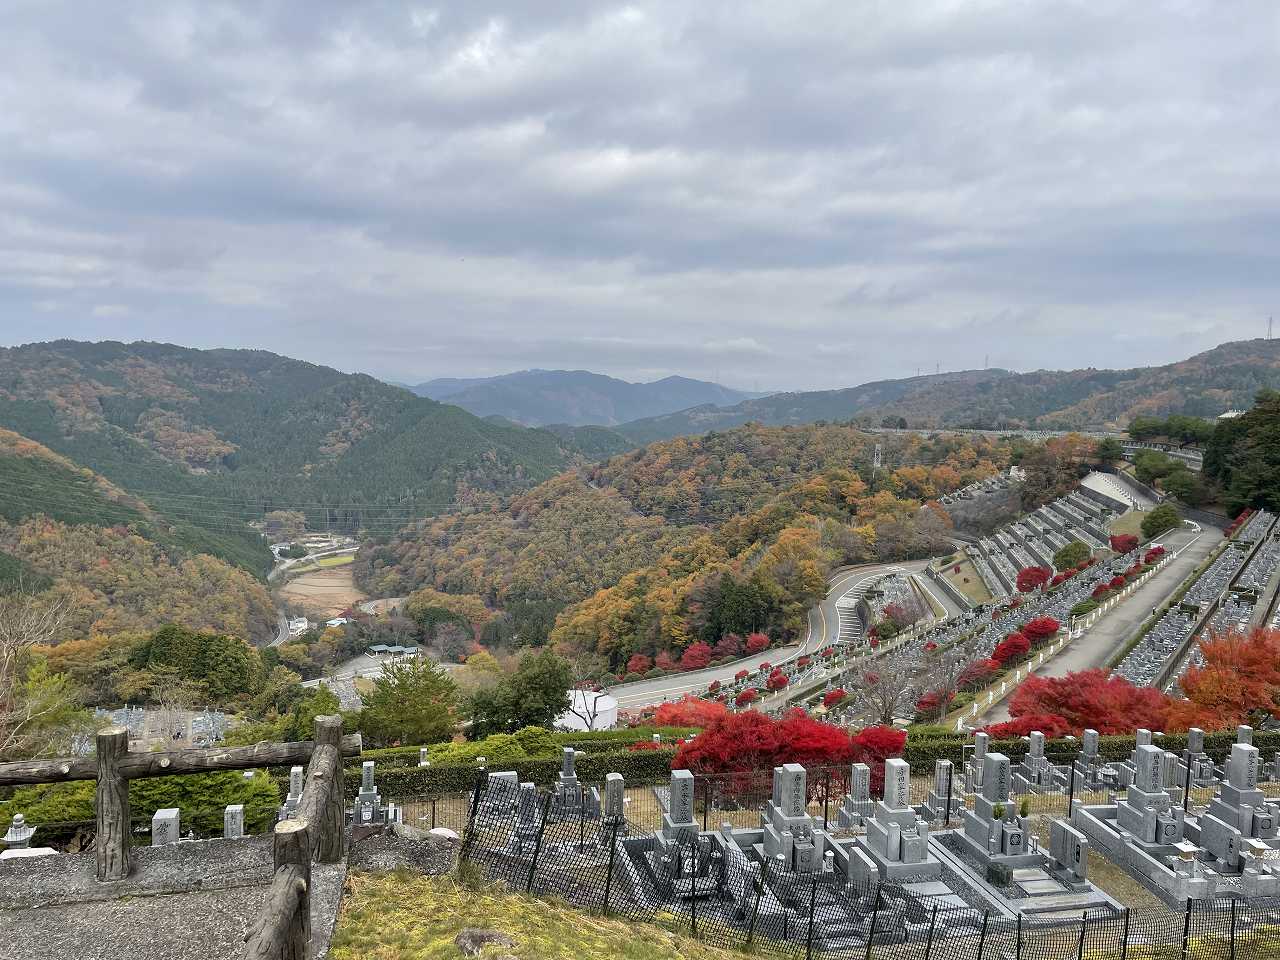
0;715;360;960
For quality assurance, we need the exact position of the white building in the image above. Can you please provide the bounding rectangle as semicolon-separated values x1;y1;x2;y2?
556;690;619;732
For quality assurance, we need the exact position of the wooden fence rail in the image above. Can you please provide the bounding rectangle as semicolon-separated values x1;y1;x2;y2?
0;714;360;959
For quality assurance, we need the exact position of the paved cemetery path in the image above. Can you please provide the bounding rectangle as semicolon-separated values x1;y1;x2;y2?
984;522;1223;723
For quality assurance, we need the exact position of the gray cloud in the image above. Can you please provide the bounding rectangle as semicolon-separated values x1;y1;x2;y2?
0;1;1277;390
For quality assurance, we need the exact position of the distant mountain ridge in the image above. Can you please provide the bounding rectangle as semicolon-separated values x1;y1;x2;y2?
406;368;763;426
614;339;1280;443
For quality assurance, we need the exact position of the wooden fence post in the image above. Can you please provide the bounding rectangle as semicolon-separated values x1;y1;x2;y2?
95;726;131;881
276;820;311;960
313;715;345;863
246;819;312;960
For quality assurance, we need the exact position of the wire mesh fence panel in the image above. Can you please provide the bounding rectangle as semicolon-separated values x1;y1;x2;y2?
456;774;1280;960
392;790;487;834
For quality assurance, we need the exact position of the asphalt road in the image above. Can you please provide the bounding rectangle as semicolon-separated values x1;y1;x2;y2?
609;557;959;710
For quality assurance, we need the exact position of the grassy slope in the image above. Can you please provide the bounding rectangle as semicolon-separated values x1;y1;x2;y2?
330;873;749;960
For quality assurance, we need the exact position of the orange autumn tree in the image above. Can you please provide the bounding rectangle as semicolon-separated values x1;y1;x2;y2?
1167;629;1280;731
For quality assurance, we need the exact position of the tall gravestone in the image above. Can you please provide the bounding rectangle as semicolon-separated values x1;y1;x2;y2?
960;752;1035;865
1016;731;1054;791
837;762;873;827
760;763;826;873
600;772;627;842
1114;744;1185;846
1196;741;1280;891
923;759;960;821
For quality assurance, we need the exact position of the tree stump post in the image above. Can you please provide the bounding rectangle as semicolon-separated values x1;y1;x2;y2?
313;715;345;863
95;726;131;881
276;819;312;960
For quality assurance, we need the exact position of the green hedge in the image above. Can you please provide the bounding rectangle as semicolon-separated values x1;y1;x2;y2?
345;746;680;796
358;727;699;770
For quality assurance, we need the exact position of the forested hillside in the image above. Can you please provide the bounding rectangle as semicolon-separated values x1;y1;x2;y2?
615;339;1280;441
0;341;600;571
0;429;276;643
359;423;1015;665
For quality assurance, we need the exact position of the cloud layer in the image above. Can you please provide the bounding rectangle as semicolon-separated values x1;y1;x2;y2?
2;2;1277;389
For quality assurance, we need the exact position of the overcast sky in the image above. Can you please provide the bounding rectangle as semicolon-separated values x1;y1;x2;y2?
1;3;1277;391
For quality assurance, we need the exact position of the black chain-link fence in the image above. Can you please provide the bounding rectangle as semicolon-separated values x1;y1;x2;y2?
450;772;1280;960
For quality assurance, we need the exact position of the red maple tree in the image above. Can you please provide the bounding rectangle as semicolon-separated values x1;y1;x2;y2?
1006;668;1169;734
745;632;770;654
1021;617;1061;644
982;713;1073;739
1016;566;1052;593
680;641;713;671
625;653;652;676
1110;534;1139;553
714;633;742;659
992;633;1031;665
1166;629;1280;731
652;695;729;727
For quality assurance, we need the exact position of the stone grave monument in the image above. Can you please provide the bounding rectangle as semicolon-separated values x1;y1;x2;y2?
1047;820;1089;887
921;759;961;822
1116;745;1186;846
1192;742;1280;893
152;808;180;846
759;763;827;873
224;804;245;840
958;752;1036;867
599;771;627;843
279;764;304;820
1014;731;1055;793
836;762;873;828
855;758;942;879
352;760;400;826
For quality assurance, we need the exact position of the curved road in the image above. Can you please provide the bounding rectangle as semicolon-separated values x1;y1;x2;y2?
609;558;961;710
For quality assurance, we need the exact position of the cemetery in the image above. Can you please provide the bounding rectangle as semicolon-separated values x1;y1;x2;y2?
965;487;1128;599
8;715;1280;958
1115;510;1278;688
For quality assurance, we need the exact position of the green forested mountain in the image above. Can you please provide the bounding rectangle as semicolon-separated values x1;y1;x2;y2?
615;339;1280;442
0;341;604;570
